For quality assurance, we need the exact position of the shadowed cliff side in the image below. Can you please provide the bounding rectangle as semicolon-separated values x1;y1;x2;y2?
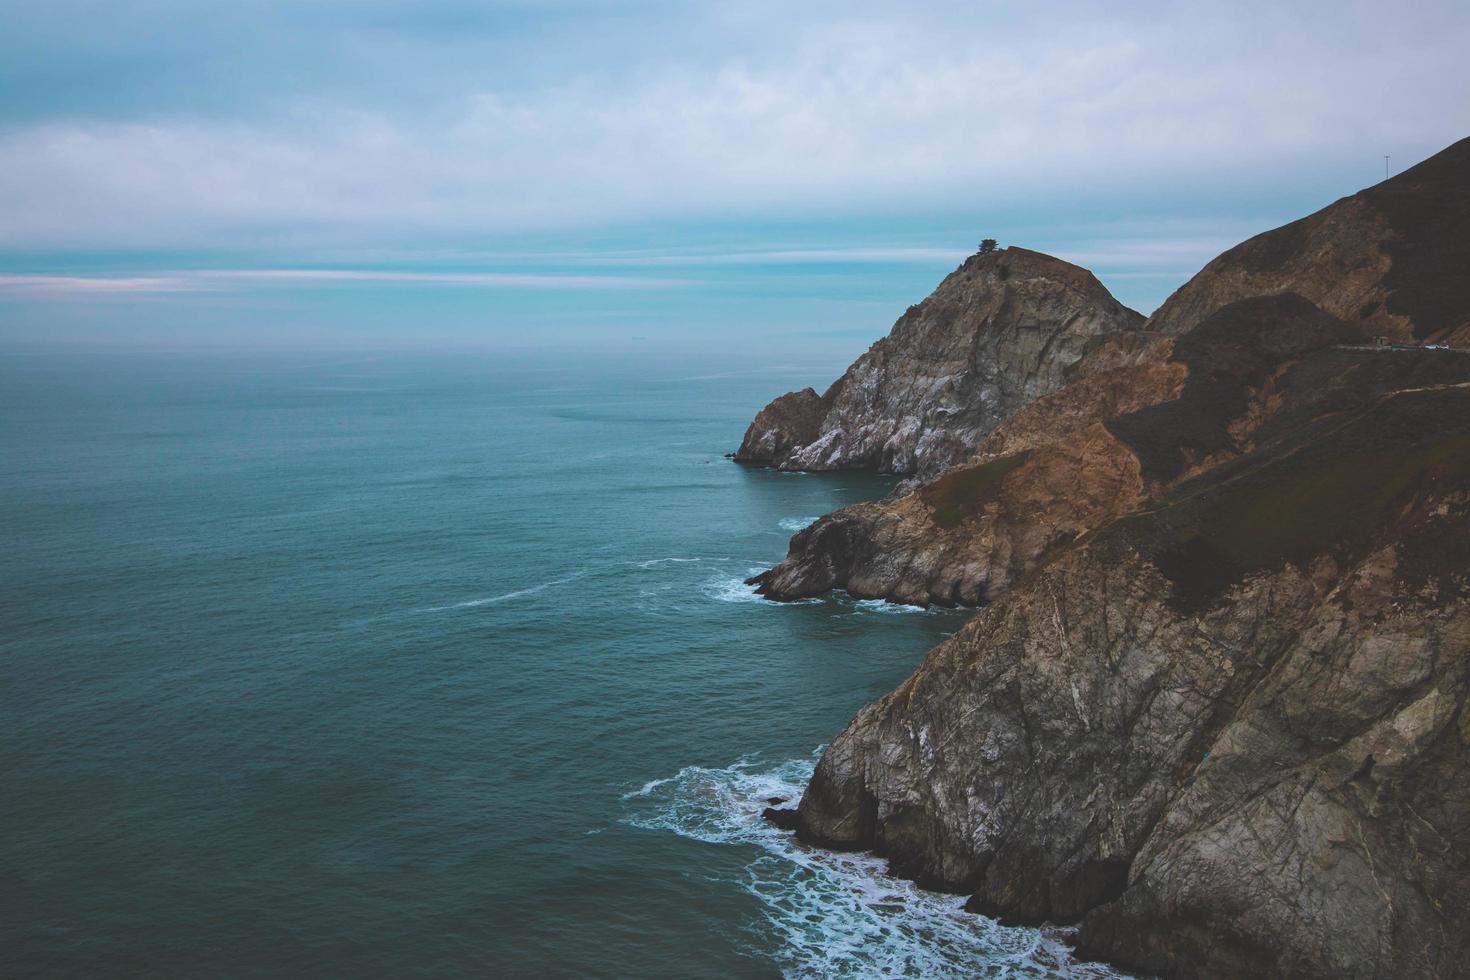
1146;134;1470;344
734;247;1144;477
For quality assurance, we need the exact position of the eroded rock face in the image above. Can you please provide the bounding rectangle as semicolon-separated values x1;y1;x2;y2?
789;387;1470;978
749;329;1180;605
730;387;827;466
734;248;1144;476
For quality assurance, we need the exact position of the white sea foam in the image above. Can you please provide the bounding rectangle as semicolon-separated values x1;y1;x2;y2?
623;754;1128;979
702;568;821;606
702;572;766;604
778;516;820;532
852;598;931;615
633;557;707;568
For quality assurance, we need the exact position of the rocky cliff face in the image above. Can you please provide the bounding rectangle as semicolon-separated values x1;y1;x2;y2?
734;248;1143;476
752;137;1470;608
747;135;1470;977
786;384;1470;978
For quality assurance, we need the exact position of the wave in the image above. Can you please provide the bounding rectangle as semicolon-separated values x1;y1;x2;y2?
623;754;1127;979
702;572;767;604
777;516;820;532
421;569;590;611
702;568;821;606
851;598;931;614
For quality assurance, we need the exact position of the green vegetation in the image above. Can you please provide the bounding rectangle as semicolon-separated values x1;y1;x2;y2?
923;451;1031;528
1154;411;1470;606
1221;437;1462;554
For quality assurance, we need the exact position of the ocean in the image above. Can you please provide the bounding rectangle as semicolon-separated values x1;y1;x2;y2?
1;347;1124;978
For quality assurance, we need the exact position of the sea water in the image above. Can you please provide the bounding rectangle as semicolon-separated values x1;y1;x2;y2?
1;347;1125;977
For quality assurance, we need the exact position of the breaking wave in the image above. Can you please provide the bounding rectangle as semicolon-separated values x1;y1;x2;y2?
778;516;820;532
622;754;1129;979
701;567;820;605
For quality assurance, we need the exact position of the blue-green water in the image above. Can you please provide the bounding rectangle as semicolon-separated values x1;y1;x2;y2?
2;348;1119;978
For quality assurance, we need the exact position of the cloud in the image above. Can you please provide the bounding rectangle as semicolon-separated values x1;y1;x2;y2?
0;274;195;293
581;247;974;266
0;269;693;294
0;0;1465;252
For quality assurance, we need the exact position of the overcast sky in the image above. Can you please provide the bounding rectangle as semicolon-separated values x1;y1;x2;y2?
1;0;1466;348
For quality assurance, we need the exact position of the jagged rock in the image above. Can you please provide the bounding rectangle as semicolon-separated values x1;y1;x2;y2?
748;329;1183;605
734;248;1144;476
731;387;827;466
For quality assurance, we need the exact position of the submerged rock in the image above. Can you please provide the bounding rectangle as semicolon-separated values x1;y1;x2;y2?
761;807;802;831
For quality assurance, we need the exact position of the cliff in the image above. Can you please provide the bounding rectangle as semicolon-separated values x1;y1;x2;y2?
752;136;1470;607
789;383;1470;978
734;248;1144;476
749;135;1470;977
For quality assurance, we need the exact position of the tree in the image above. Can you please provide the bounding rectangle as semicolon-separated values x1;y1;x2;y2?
978;238;999;255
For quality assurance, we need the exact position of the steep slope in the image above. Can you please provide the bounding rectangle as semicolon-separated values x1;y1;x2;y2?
781;384;1470;978
734;248;1143;476
751;136;1470;607
1147;135;1470;344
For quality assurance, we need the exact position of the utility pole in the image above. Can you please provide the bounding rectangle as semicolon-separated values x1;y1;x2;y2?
1385;155;1391;179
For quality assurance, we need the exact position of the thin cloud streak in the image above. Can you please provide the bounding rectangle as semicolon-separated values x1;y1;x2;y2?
0;269;697;294
196;269;694;288
586;247;973;266
0;275;197;293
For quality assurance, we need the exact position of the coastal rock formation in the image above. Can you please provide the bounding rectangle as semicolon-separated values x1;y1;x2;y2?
748;135;1470;976
752;137;1470;608
787;384;1470;978
734;248;1144;476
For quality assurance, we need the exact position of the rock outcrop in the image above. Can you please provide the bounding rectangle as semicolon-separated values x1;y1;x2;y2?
746;135;1470;977
734;248;1144;476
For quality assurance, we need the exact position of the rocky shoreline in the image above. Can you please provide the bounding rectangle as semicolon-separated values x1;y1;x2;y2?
740;135;1470;978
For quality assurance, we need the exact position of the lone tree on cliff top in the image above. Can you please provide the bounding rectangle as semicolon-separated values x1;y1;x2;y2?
978;238;999;254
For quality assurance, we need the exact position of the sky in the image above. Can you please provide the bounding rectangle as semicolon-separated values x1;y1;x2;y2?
1;0;1467;350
